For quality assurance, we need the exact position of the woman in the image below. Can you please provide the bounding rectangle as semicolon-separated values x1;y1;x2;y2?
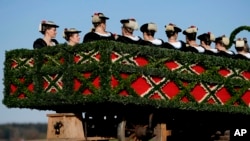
63;28;81;46
182;25;205;53
197;32;218;56
162;23;186;50
214;35;234;58
83;12;115;43
33;20;59;49
116;18;144;45
234;38;250;60
140;22;164;47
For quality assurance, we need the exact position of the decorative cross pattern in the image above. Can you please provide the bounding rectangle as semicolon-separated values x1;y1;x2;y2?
42;74;63;93
43;53;65;67
73;50;100;64
111;73;250;106
9;77;34;99
11;58;34;69
73;71;100;95
111;51;250;81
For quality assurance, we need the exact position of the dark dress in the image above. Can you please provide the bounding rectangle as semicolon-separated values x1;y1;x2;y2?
204;49;218;56
116;35;144;45
83;32;115;43
183;45;205;53
141;38;164;47
33;38;59;49
162;41;186;51
217;50;235;58
234;54;249;60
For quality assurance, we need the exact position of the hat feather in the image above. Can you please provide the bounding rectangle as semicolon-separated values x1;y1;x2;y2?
148;23;157;32
185;26;198;33
222;37;229;46
236;40;245;47
39;23;42;32
92;15;101;23
209;33;215;41
166;25;174;31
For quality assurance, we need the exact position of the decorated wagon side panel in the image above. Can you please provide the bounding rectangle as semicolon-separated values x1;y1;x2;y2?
3;41;250;114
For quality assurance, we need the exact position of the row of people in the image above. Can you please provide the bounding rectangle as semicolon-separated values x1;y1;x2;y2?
33;12;250;60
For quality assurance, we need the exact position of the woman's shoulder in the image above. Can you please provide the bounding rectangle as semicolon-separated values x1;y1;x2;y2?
33;38;47;49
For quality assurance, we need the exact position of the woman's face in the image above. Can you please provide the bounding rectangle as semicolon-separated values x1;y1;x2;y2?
70;33;80;44
46;27;57;38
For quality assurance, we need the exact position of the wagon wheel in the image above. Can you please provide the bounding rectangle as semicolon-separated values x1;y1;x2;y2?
117;113;155;141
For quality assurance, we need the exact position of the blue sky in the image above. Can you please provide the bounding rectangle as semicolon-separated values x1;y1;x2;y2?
0;0;249;124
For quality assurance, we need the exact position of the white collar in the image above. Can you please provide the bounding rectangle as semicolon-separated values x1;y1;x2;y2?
149;39;162;45
168;41;182;49
125;35;140;41
95;32;111;37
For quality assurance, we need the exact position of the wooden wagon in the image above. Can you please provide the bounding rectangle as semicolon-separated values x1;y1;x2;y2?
3;40;250;140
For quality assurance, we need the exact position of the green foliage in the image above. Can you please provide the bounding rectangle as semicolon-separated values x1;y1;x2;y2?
3;40;250;115
227;25;250;49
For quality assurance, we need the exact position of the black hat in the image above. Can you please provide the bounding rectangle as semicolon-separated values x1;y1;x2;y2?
183;25;198;35
214;35;229;46
197;32;215;42
120;18;139;30
165;23;182;32
92;12;109;23
63;28;81;38
140;23;157;32
39;20;59;32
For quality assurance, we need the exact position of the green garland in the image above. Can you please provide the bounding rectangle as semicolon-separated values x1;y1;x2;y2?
3;40;250;115
227;25;250;49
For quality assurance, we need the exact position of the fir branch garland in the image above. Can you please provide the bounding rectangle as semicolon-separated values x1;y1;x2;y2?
227;25;250;49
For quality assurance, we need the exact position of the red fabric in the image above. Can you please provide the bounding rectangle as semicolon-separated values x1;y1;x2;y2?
207;97;216;104
190;64;205;74
161;81;179;99
10;84;17;94
150;93;162;99
242;90;250;106
165;61;180;70
191;84;208;102
74;55;81;63
43;80;49;89
181;97;189;102
111;52;119;60
11;60;18;68
28;83;34;92
73;78;81;91
92;77;100;88
18;93;25;99
119;90;129;96
82;88;92;95
151;76;163;84
131;77;151;96
242;71;250;80
93;53;101;61
134;56;148;66
218;68;232;77
111;75;119;88
215;87;231;104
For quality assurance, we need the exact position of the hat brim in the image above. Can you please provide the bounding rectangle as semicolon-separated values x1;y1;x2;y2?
120;19;129;24
140;24;147;32
197;34;206;40
43;23;59;28
174;27;182;32
100;16;109;20
65;31;81;34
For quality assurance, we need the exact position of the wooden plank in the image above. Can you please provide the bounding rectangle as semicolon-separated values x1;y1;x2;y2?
47;113;85;140
153;123;171;141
